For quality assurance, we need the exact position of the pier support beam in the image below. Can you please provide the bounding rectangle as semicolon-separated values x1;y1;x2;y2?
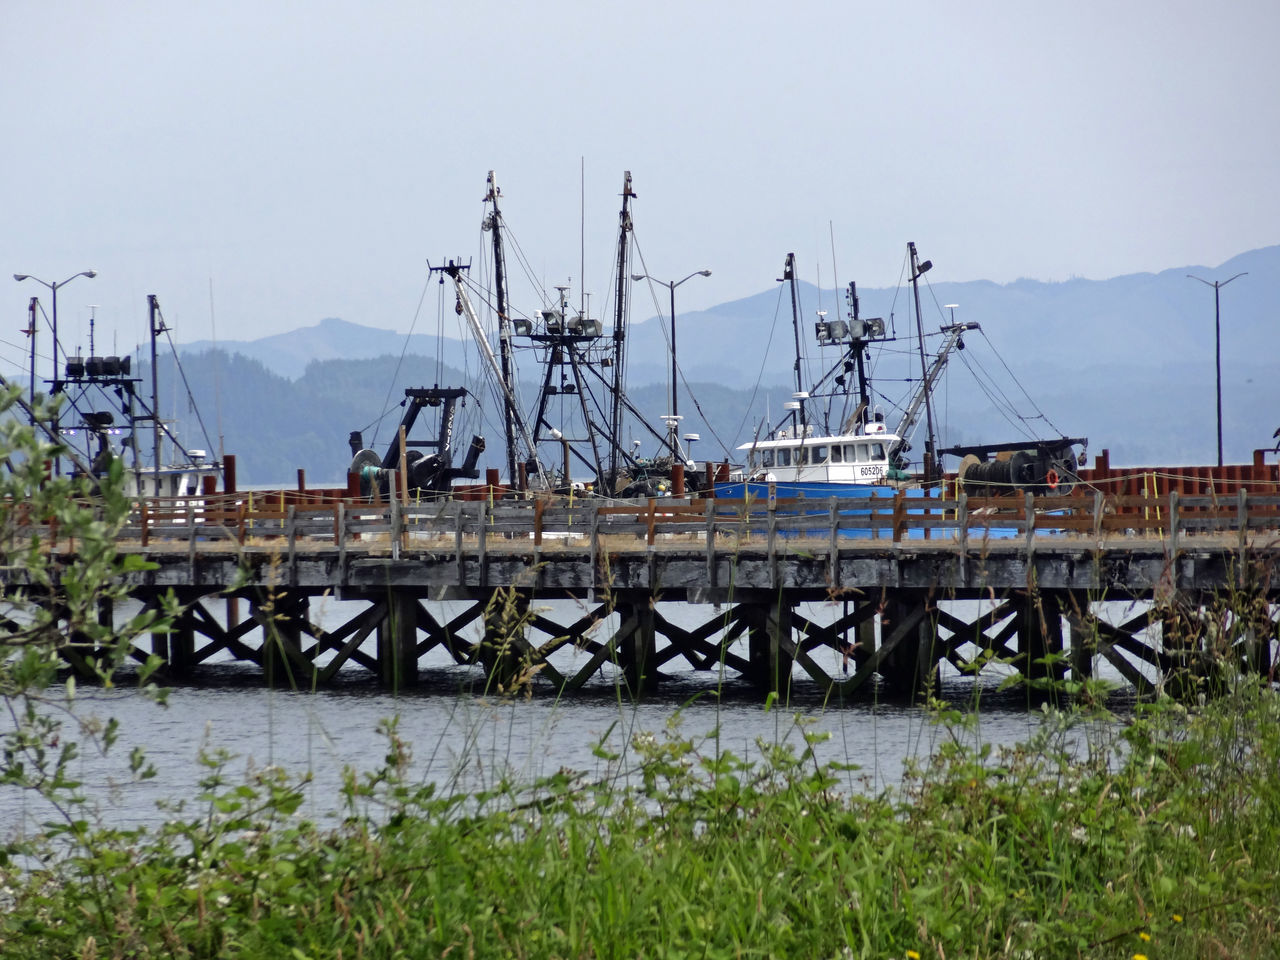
378;592;419;691
254;593;310;688
616;595;659;695
744;598;794;696
478;588;530;693
879;595;938;700
152;593;197;679
855;605;876;670
1019;591;1067;699
1065;596;1096;683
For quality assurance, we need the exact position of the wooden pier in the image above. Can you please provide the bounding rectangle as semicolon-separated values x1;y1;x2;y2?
10;485;1280;699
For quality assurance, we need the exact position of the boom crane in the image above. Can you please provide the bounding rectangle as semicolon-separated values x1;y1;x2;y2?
889;321;979;468
431;259;548;488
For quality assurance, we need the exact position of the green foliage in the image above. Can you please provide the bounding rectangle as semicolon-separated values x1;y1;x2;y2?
2;389;1279;956
2;682;1280;957
0;386;171;862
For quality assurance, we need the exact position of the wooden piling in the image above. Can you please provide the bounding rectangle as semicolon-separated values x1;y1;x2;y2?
378;592;419;691
744;600;795;696
617;594;659;695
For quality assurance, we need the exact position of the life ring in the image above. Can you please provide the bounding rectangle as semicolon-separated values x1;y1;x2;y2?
1045;469;1060;490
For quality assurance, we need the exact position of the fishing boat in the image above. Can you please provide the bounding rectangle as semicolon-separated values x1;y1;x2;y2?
714;421;901;498
715;244;1085;500
410;170;699;499
52;295;227;501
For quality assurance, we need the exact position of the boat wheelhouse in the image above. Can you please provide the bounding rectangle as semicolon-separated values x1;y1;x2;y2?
738;422;896;487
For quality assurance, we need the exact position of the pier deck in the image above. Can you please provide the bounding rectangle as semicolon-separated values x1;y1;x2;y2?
10;490;1280;698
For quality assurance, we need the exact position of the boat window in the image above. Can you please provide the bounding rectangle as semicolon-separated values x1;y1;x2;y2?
778;448;791;467
870;442;885;460
796;446;808;465
856;443;870;463
830;445;842;463
812;445;827;462
843;444;857;461
760;449;774;468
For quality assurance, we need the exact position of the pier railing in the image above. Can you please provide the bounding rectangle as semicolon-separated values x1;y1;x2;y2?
104;490;1280;554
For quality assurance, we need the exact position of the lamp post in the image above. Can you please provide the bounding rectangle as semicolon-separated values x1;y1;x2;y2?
1187;271;1246;468
14;270;98;473
630;269;711;450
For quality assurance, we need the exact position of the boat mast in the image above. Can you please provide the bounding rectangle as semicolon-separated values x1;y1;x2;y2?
483;171;520;487
846;281;871;421
607;171;635;490
783;252;806;436
908;242;937;481
25;297;38;423
148;294;163;491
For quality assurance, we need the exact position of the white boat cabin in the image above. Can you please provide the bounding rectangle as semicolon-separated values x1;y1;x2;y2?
738;423;898;485
126;450;222;500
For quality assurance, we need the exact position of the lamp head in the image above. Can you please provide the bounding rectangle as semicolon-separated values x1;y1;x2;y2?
630;274;645;282
83;270;98;279
698;270;711;277
13;274;28;282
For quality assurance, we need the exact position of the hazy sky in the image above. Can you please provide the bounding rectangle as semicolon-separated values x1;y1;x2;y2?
2;0;1276;381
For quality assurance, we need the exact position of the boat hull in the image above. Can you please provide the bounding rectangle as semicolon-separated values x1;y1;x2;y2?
712;480;896;500
712;481;946;539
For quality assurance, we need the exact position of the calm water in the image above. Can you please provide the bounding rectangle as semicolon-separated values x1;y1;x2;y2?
0;597;1138;839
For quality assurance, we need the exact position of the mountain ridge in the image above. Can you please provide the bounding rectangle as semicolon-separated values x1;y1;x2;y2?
178;245;1278;390
158;245;1279;482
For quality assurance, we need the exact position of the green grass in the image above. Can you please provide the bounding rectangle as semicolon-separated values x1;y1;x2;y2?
4;681;1280;959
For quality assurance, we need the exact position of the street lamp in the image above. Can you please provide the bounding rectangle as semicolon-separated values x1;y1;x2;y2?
630;268;711;431
14;270;98;473
1187;271;1246;467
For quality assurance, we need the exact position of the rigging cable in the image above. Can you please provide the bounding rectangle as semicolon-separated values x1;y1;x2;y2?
975;327;1068;437
157;318;218;459
952;346;1037;438
729;280;790;456
362;273;433;446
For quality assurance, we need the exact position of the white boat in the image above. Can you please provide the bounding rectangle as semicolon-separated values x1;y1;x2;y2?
126;448;221;500
715;245;1084;499
719;421;903;498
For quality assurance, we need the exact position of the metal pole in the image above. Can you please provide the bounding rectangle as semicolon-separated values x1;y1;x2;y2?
12;271;95;476
669;281;678;421
1214;282;1223;468
50;282;60;476
1188;271;1245;469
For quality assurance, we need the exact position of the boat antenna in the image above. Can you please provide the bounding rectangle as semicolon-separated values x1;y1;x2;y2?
580;156;585;319
908;241;937;483
209;276;225;459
